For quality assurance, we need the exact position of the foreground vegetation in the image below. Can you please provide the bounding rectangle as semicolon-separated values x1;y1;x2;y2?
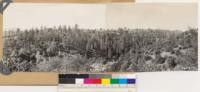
3;25;198;72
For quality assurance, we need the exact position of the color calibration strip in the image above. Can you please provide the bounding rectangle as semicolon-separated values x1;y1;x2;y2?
58;74;136;88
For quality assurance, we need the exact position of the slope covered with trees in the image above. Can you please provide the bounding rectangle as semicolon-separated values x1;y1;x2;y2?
3;25;198;72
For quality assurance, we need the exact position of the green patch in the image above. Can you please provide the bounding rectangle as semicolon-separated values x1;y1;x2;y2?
111;79;119;84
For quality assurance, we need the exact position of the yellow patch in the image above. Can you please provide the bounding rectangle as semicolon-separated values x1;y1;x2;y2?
101;78;110;84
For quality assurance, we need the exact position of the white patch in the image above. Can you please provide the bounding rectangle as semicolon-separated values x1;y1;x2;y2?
160;51;176;57
146;60;152;64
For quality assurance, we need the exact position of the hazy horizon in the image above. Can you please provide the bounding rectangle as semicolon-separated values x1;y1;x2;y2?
4;24;196;32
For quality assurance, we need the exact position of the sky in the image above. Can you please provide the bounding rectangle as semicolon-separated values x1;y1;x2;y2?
3;3;198;31
4;3;106;30
106;3;198;31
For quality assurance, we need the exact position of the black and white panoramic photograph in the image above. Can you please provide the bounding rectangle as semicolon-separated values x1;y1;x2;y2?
2;3;198;73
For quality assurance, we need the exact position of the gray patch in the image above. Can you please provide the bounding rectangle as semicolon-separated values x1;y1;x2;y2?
0;61;12;75
0;0;12;14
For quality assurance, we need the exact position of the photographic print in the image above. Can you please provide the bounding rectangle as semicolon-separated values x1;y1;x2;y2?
2;3;198;73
